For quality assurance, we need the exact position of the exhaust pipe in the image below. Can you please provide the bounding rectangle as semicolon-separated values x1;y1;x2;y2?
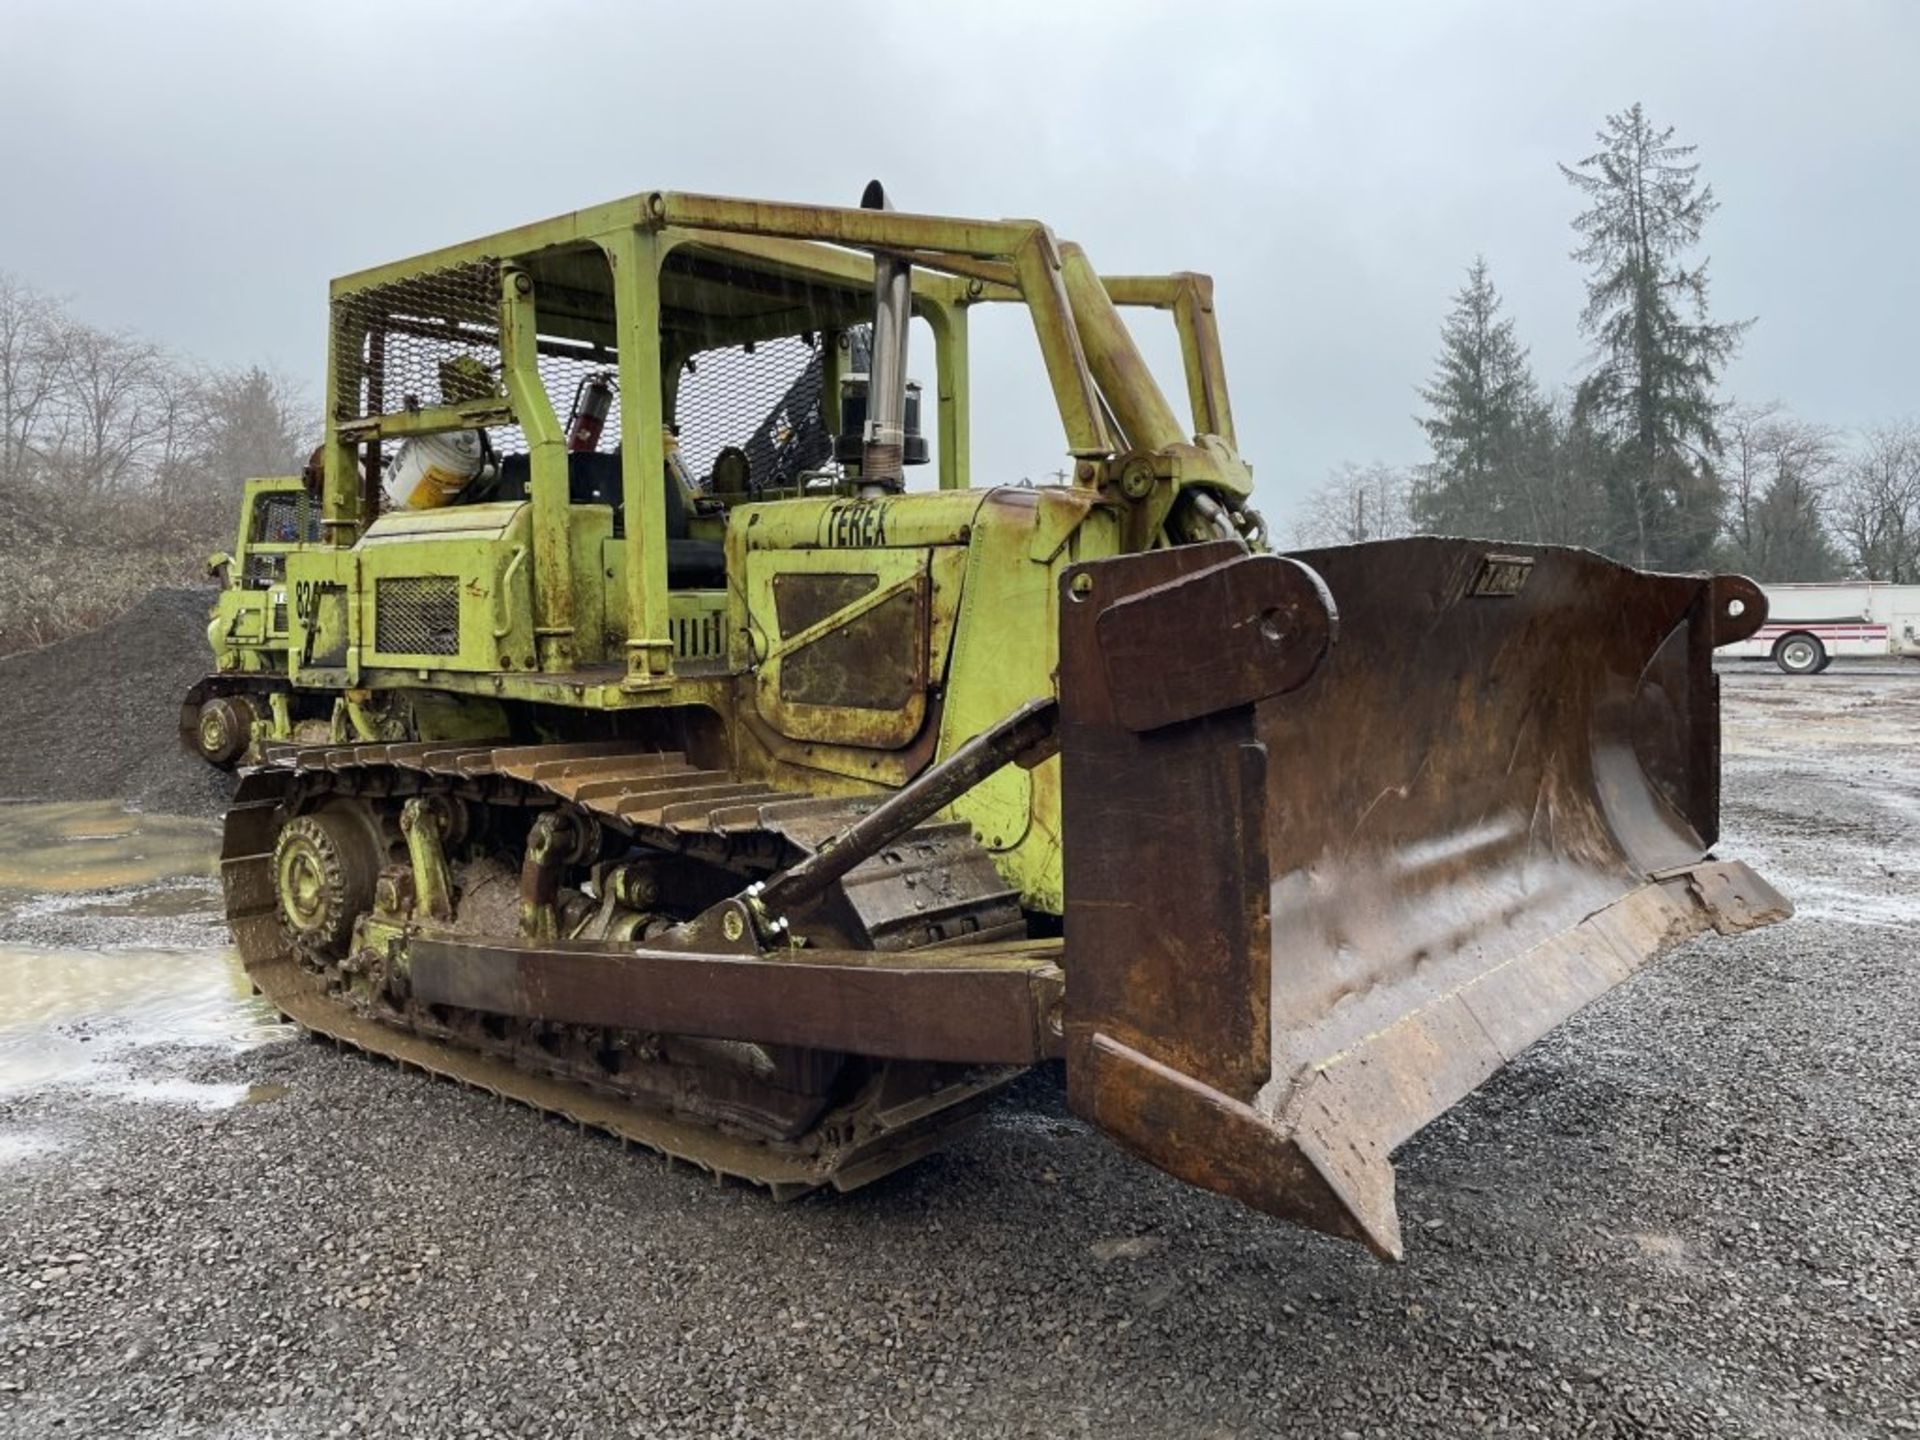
860;179;910;494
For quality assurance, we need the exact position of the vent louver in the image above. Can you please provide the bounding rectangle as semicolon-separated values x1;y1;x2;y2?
374;576;461;656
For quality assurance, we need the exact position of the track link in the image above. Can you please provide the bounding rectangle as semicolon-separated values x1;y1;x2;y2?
221;744;1029;1196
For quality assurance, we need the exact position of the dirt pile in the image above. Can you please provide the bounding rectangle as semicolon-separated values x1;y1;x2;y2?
0;587;232;817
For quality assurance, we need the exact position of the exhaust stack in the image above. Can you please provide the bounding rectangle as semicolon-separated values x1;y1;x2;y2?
860;179;911;494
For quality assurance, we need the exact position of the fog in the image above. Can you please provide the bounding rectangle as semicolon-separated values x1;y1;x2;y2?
3;0;1913;522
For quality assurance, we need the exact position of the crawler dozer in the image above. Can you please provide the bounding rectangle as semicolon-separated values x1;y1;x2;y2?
193;185;1788;1258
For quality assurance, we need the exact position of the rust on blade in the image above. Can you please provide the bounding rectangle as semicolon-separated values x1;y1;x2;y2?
406;933;1066;1066
1059;543;1329;1102
1087;548;1335;732
1058;537;1790;1259
1078;1031;1402;1260
1675;858;1793;936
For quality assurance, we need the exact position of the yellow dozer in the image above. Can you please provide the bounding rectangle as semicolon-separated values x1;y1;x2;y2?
197;185;1788;1259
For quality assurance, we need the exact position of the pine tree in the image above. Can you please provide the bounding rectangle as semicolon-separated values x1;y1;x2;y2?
1412;257;1538;537
1562;103;1749;568
1512;392;1611;548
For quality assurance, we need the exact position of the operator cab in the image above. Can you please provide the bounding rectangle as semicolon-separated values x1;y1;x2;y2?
368;241;929;596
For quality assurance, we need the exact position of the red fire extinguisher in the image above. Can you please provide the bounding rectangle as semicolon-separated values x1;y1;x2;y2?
566;371;615;452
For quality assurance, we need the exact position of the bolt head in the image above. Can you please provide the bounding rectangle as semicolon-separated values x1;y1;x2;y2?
1120;461;1155;500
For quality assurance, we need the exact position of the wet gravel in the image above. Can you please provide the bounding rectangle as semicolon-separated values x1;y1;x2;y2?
0;587;231;818
1;642;1917;1435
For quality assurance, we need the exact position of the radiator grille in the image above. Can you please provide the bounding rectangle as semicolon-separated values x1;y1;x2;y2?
242;553;286;588
374;576;461;656
672;609;727;662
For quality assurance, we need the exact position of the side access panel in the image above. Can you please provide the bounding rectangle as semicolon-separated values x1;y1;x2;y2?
350;501;537;675
744;544;964;749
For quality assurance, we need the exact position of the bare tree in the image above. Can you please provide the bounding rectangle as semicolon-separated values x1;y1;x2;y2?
146;361;210;504
1291;462;1414;546
0;268;313;652
45;323;171;497
1721;403;1841;580
1835;421;1920;582
0;274;72;492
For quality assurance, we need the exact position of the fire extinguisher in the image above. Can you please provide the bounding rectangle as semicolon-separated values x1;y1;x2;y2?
566;371;615;452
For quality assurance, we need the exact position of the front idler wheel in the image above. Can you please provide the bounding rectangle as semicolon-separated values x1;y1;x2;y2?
195;696;255;767
272;803;383;959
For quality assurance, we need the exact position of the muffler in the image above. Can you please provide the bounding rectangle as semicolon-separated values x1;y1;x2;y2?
859;179;911;493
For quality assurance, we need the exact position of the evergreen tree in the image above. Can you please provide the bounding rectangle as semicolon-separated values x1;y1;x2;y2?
1562;103;1749;568
1748;478;1840;581
1413;257;1539;537
1512;392;1611;548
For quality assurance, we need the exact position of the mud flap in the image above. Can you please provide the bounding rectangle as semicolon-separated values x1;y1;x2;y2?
1057;538;1790;1259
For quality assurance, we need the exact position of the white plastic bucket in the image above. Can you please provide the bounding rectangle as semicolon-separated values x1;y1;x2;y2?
391;431;486;510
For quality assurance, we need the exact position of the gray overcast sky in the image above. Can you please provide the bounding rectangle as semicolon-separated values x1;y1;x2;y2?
3;0;1914;524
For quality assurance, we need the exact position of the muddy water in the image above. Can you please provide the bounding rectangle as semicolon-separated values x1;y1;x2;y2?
0;801;290;1121
0;799;220;893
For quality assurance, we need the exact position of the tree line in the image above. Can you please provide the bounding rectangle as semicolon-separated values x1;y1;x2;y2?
1293;103;1919;584
0;272;308;651
0;272;307;513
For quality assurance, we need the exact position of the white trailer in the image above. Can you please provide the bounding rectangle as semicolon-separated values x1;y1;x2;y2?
1728;581;1920;673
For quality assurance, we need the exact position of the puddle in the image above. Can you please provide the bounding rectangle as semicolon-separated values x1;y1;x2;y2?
0;802;292;1114
0;944;291;1105
81;1073;256;1109
0;800;219;894
7;879;219;924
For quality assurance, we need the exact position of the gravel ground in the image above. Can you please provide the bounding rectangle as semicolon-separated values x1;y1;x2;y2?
1;638;1916;1436
0;587;230;818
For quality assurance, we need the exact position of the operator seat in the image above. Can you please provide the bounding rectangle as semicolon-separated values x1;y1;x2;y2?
494;451;726;587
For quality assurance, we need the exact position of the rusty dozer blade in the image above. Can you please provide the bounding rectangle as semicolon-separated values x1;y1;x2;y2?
1057;538;1790;1260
